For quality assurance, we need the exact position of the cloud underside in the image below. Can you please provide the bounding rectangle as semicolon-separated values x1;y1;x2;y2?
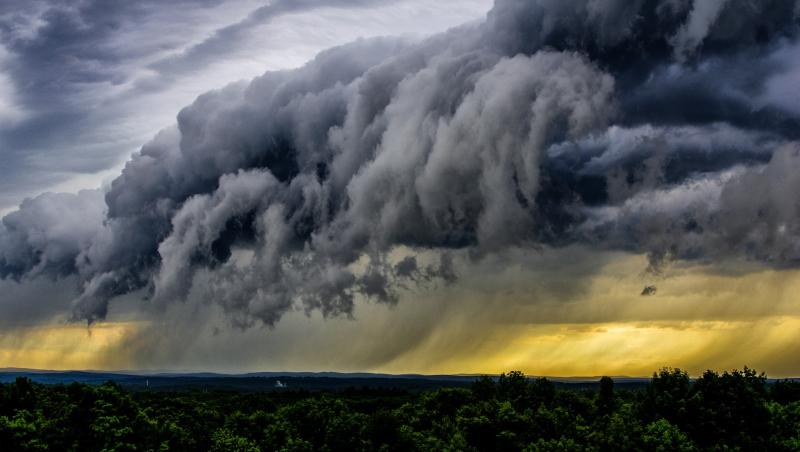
2;0;800;330
4;248;800;377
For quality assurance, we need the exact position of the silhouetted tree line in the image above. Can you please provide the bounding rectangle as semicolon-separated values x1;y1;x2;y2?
1;367;798;451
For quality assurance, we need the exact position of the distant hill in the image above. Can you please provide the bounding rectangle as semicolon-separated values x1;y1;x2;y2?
2;368;795;392
0;370;483;392
0;368;656;392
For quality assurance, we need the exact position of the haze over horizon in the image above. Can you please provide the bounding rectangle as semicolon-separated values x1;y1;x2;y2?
2;0;800;378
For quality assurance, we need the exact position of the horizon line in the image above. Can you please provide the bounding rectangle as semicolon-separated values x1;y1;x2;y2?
2;367;798;381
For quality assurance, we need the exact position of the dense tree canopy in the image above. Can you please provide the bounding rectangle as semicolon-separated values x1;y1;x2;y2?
1;368;798;451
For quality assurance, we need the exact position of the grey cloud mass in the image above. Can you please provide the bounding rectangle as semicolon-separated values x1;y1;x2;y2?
2;0;800;328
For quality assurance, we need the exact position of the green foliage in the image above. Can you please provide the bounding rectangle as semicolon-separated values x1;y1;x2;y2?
642;419;695;452
0;368;797;451
210;428;260;452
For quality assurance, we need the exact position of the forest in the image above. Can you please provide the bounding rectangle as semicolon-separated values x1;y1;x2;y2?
1;367;799;451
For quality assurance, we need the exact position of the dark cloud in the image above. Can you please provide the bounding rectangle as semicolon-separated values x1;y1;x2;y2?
0;189;105;279
580;143;800;269
2;0;800;328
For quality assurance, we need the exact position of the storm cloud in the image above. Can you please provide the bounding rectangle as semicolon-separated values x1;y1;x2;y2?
2;0;800;328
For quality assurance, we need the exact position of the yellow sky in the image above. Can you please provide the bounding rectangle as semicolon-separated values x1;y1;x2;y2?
2;248;799;377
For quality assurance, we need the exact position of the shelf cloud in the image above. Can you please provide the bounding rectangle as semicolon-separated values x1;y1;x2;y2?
2;0;799;330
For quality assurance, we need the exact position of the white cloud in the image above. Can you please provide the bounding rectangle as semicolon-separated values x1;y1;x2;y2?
0;46;27;126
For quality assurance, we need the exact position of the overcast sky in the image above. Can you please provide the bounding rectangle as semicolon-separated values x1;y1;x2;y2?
0;0;492;213
1;0;800;376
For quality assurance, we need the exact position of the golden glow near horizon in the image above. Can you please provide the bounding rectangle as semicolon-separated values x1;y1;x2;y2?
0;322;142;371
2;249;799;377
383;317;800;377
